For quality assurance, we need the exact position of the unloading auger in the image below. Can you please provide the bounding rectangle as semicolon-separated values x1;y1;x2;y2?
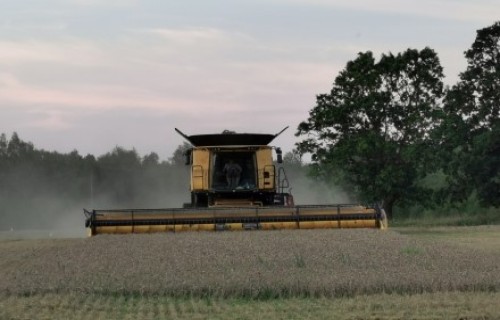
84;128;387;236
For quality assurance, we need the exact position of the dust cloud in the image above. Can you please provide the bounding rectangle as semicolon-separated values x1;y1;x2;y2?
0;166;190;239
289;179;352;205
281;165;353;205
0;158;351;240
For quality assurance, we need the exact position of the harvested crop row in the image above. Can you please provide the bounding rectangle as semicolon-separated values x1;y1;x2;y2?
1;229;499;298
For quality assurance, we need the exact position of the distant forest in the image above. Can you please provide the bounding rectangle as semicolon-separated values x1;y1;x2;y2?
0;133;191;229
1;22;499;230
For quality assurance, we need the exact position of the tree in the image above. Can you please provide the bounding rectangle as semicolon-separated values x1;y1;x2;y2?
7;132;35;159
95;147;142;206
296;48;444;218
440;22;500;206
468;123;500;206
283;150;303;167
169;142;192;166
142;152;160;167
0;133;7;157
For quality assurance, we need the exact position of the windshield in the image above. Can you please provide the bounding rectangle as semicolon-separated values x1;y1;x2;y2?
211;151;256;190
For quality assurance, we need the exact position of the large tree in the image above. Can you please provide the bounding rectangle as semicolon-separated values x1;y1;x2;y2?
296;48;444;218
440;22;500;206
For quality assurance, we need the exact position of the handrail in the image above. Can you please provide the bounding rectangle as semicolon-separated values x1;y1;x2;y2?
277;166;290;194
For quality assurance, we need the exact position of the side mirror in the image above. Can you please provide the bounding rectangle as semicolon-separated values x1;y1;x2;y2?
276;147;283;164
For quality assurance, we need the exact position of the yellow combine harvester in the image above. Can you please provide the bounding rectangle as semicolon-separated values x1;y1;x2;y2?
84;128;387;236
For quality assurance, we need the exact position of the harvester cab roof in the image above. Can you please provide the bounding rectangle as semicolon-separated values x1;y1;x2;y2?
174;126;289;147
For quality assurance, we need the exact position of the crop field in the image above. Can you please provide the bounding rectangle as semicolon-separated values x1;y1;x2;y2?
1;226;499;319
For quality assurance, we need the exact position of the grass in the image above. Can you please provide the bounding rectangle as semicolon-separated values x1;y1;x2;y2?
293;253;306;268
1;226;500;319
399;245;423;256
2;229;499;297
2;291;500;320
392;212;500;228
392;200;500;228
395;225;500;253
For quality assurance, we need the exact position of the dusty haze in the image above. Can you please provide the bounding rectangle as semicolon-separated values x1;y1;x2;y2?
1;153;352;239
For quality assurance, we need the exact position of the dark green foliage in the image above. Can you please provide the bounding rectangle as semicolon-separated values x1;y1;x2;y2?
296;22;500;218
296;48;444;218
439;21;500;208
467;123;500;207
94;147;143;206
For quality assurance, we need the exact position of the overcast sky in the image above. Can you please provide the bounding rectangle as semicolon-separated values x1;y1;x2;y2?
1;0;498;160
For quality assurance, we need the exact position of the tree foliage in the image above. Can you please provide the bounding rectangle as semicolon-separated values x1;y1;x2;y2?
296;48;444;217
439;22;500;207
296;22;500;217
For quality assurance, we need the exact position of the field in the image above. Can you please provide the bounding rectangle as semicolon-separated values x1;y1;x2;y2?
1;226;499;319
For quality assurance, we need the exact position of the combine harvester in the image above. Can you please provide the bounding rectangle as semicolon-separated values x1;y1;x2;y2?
84;128;387;236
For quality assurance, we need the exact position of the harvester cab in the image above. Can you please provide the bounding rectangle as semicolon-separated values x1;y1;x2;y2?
176;127;293;208
84;127;387;236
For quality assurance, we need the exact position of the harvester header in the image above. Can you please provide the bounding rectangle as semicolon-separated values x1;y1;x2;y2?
84;128;387;236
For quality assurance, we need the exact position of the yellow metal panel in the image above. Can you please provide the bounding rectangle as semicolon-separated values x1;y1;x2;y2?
224;223;244;231
192;148;210;191
174;224;215;232
261;222;298;230
299;221;340;229
133;225;176;233
256;147;275;190
92;219;380;235
95;226;133;234
339;220;377;228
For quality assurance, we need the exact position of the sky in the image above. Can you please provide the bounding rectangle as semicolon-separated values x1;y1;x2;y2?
1;0;499;160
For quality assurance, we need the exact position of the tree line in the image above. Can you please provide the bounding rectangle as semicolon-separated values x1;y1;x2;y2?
0;133;190;229
296;22;500;218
